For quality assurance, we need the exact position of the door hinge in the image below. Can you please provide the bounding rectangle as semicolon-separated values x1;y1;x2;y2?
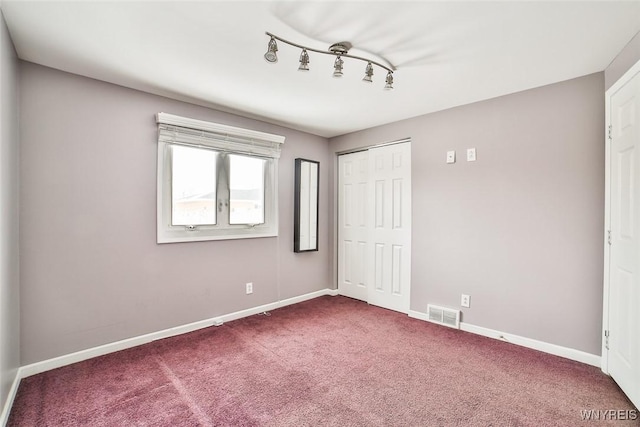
607;230;612;245
605;330;610;350
608;125;612;141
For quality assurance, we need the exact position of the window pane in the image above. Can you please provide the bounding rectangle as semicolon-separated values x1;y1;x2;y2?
229;154;265;225
171;145;217;226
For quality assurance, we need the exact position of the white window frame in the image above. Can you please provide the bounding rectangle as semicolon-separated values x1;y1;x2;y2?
156;113;285;244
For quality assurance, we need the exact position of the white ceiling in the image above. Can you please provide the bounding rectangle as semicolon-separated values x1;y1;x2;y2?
2;1;640;138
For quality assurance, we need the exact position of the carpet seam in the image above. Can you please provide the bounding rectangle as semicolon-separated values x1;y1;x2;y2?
155;355;214;427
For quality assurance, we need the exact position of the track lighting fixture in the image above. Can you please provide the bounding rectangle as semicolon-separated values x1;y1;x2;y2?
298;49;309;71
264;36;278;63
264;32;395;89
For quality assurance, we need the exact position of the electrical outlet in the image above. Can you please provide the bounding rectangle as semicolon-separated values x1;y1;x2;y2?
246;282;253;295
461;294;470;308
446;150;456;164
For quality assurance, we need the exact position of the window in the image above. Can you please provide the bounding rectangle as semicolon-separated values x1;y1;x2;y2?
171;146;217;226
228;154;265;225
156;113;285;243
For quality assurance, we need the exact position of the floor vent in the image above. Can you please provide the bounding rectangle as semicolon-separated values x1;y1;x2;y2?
426;304;460;329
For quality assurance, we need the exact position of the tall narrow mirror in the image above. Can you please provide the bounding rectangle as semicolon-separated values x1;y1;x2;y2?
294;158;319;252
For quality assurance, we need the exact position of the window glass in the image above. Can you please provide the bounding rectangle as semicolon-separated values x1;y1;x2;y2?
228;154;265;225
171;145;217;226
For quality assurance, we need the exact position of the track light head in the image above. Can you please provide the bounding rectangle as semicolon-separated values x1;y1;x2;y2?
333;56;344;78
264;37;278;63
298;49;309;71
363;62;374;83
384;71;394;90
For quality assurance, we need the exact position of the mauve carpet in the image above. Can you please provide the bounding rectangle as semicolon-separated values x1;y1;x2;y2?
8;296;638;426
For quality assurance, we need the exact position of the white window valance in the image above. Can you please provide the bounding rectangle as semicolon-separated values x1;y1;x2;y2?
156;112;285;159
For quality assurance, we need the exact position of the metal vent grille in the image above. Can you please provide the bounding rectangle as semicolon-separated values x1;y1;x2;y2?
426;304;460;329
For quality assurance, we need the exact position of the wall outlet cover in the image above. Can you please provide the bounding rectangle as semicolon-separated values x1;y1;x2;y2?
446;151;456;164
461;294;470;308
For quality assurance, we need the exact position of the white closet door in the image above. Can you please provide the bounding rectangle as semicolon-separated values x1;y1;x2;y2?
338;151;370;302
606;63;640;409
366;143;412;313
337;142;412;314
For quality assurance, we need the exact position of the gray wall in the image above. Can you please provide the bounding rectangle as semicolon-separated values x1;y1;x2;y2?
605;30;640;90
0;8;20;414
329;73;605;355
19;62;331;364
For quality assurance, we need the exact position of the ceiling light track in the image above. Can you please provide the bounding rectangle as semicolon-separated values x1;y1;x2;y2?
264;32;395;89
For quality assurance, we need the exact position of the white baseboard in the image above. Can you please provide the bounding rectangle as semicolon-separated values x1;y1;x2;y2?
20;288;338;379
0;367;22;427
408;310;601;367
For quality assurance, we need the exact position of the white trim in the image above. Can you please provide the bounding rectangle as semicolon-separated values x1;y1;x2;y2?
157;113;285;145
19;289;337;379
326;288;339;296
459;322;601;367
408;310;600;367
408;309;430;322
335;137;412;156
157;231;279;245
603;82;612;374
0;368;22;426
602;58;640;375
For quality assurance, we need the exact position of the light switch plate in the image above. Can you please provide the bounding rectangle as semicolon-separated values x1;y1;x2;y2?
446;151;456;164
467;148;477;162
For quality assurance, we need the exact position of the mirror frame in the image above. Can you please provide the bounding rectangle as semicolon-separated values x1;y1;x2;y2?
294;158;320;253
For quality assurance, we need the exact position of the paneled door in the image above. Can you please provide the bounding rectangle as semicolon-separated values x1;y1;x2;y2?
604;59;640;409
338;151;369;302
338;142;412;313
366;143;412;312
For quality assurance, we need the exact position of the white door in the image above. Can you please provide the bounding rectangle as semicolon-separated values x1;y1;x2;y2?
605;60;640;409
338;151;369;302
337;142;412;313
366;143;412;312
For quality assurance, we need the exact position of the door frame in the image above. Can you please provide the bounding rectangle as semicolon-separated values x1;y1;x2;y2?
602;58;640;374
335;138;412;306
